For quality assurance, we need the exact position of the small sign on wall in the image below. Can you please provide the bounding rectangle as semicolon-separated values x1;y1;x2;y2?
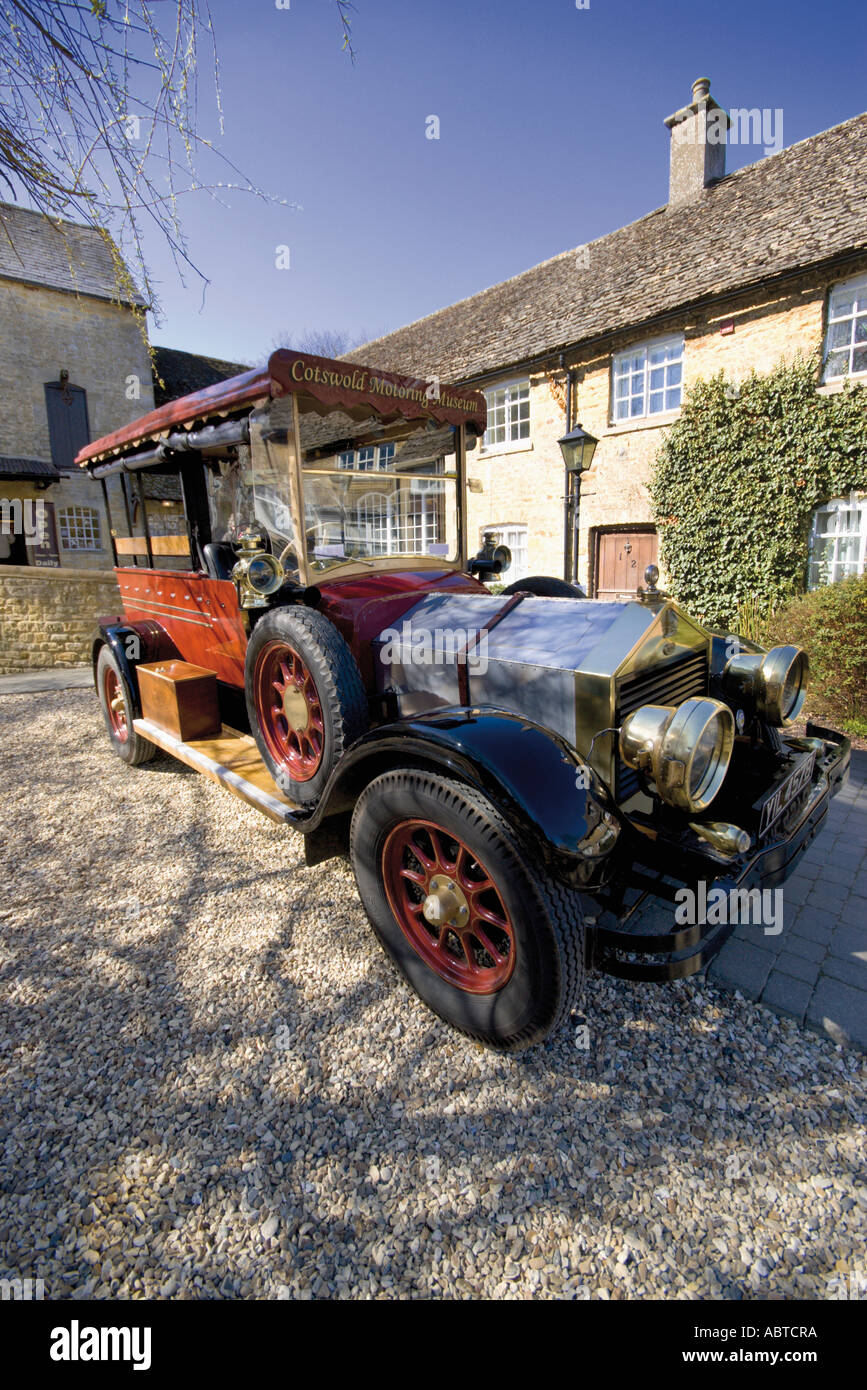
27;500;61;567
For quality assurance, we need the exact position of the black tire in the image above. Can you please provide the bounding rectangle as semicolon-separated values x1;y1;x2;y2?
350;770;585;1050
501;574;587;598
245;605;368;806
95;645;156;766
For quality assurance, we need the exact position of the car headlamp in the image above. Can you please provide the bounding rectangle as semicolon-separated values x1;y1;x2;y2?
722;645;808;727
620;696;735;813
231;536;285;609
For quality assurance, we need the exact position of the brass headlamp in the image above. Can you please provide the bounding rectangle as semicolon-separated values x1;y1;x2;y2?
722;645;809;727
620;696;735;814
232;528;285;609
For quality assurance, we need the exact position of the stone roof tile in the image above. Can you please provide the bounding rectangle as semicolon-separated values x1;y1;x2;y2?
348;113;867;382
0;203;144;305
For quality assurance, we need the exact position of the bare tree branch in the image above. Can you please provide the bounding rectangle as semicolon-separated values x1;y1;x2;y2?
272;327;360;359
0;1;356;321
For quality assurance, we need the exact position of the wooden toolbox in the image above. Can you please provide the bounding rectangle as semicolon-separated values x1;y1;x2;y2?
137;660;221;742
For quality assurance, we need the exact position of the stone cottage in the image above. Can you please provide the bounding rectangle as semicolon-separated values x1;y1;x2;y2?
350;81;867;597
0;202;156;571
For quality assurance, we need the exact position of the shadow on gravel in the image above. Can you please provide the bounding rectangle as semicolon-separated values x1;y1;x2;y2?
0;691;863;1301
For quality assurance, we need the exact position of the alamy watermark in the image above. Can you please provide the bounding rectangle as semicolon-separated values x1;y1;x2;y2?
675;882;783;936
0;498;48;544
379;623;490;675
0;1275;44;1300
674;104;784;157
50;1321;151;1371
826;1270;867;1300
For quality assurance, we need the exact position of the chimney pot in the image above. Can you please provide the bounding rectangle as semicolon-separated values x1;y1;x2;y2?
664;76;729;205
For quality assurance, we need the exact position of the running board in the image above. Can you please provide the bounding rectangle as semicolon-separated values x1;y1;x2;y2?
132;719;299;824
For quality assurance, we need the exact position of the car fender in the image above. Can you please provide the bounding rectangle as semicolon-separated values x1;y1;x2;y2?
92;619;179;716
317;707;620;886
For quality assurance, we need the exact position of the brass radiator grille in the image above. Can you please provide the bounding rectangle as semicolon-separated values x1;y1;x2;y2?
614;649;709;802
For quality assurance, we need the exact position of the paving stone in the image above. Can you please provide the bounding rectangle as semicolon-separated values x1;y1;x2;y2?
782;914;833;950
781;876;812;907
792;906;842;940
819;955;867;991
761;971;813;1023
839;899;866;929
699;747;864;1046
806;885;848;912
709;940;776;1000
834;852;865;873
781;934;827;965
826;926;867;964
822;867;858;891
832;834;866;853
773;951;820;984
807;977;867;1050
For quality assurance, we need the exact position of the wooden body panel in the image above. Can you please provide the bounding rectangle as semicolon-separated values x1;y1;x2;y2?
137;660;221;742
117;568;248;687
115;535;190;557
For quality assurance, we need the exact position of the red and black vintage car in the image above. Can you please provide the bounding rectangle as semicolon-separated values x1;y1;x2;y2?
79;350;850;1050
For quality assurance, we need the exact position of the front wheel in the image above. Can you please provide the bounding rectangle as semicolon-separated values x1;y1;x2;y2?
350;770;585;1050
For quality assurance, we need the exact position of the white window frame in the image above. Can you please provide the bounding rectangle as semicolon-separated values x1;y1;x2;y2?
337;443;396;471
822;274;867;383
355;489;439;557
611;334;684;423
58;505;101;551
807;496;867;588
482;523;529;583
482;380;531;452
356;491;392;554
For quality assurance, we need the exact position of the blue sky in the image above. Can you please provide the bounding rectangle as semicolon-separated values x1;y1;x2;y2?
145;0;867;367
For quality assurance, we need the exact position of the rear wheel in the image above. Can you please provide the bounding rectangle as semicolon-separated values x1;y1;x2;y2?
350;770;585;1049
501;574;586;598
246;605;368;806
96;646;156;766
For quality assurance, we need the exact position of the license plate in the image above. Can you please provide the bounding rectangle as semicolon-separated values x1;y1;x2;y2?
758;751;817;837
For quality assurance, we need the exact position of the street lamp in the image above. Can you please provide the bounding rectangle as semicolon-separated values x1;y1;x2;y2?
558;423;598;585
557;423;598;473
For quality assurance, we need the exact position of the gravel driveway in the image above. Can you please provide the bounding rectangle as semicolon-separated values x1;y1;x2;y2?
1;689;864;1300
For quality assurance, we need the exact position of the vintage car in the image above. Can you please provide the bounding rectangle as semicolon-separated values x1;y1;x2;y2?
78;350;850;1050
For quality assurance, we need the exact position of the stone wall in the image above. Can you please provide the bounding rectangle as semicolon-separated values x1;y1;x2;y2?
0;565;121;673
0;276;155;572
0;278;154;462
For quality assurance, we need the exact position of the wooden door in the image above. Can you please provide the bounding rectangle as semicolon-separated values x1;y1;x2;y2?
595;529;657;600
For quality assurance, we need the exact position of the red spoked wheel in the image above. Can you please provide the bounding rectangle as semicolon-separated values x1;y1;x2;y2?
103;663;129;743
350;770;586;1050
95;645;156;767
382;819;516;994
255;640;325;783
245;606;368;807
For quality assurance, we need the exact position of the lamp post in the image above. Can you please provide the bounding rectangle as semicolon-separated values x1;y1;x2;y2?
558;424;598;583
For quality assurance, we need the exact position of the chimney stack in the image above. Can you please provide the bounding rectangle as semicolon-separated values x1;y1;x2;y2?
664;77;729;205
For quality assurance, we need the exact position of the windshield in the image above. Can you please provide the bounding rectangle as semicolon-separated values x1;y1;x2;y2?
299;409;459;573
249;402;299;556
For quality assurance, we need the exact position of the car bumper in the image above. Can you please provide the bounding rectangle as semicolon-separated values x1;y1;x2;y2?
591;722;851;982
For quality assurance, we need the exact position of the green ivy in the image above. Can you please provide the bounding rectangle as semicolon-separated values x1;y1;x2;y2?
650;357;867;629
